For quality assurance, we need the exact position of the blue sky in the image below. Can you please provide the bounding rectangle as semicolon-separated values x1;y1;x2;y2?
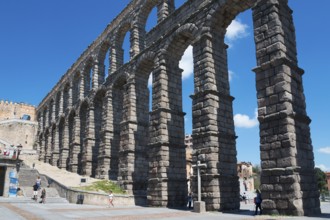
0;0;329;171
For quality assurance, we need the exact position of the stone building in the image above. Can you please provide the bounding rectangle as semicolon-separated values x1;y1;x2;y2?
0;100;37;152
35;0;320;215
237;162;255;194
0;100;36;121
326;172;330;192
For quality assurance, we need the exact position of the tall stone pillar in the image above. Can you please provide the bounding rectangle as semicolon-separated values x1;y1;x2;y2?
79;75;85;100
59;91;64;116
252;0;320;216
82;106;96;177
147;51;187;207
157;0;174;23
131;24;142;58
110;46;124;74
45;110;49;128
70;115;81;173
191;32;239;211
118;79;140;193
59;121;69;169
39;136;45;161
51;101;56;123
45;132;52;164
68;85;73;108
97;91;113;179
91;61;105;90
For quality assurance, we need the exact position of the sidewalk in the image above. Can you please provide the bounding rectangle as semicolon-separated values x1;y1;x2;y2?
0;199;329;220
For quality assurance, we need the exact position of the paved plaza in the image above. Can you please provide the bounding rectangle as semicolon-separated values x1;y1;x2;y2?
0;198;329;220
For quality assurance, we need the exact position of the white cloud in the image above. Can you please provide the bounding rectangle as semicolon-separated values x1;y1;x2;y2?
234;109;258;128
318;147;330;154
179;45;193;80
229;70;234;82
316;164;330;172
225;19;249;41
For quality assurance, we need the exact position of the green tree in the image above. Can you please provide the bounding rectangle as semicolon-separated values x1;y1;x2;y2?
315;167;327;193
253;164;261;190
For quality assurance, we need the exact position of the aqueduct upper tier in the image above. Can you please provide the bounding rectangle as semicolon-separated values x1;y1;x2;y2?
36;0;320;216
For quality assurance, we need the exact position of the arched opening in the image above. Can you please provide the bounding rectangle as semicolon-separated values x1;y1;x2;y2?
116;23;132;66
83;60;93;92
147;23;198;207
123;31;131;63
224;9;260;201
58;117;66;169
104;49;110;79
48;100;54;124
63;83;70;111
55;92;61;120
134;53;156;199
42;108;47;128
72;72;80;104
44;129;50;163
145;6;157;32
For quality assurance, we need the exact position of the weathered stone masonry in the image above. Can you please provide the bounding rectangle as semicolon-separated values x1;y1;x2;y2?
36;0;320;215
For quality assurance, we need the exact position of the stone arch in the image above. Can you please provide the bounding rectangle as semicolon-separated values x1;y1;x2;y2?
207;0;254;33
63;82;71;112
136;0;159;49
113;19;133;65
201;0;320;215
164;23;199;66
72;71;81;104
48;99;55;126
97;40;111;79
82;57;94;94
43;128;50;163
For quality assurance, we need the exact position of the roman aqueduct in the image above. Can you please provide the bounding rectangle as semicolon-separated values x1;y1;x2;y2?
36;0;321;215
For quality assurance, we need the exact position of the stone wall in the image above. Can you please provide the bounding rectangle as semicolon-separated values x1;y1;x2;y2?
0;119;37;150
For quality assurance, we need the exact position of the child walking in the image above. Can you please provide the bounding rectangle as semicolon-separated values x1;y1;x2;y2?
108;190;114;207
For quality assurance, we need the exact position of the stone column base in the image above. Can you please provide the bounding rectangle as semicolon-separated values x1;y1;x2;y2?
194;201;206;213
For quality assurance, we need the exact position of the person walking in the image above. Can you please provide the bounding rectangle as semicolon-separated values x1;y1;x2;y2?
108;190;114;207
40;188;46;204
187;192;193;209
32;184;38;201
36;176;41;190
254;189;262;215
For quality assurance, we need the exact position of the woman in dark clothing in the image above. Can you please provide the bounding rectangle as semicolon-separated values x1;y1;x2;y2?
254;189;262;215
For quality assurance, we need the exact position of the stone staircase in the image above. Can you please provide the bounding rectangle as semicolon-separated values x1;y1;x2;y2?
15;163;69;204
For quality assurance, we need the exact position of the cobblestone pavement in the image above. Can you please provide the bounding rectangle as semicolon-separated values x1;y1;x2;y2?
0;200;330;220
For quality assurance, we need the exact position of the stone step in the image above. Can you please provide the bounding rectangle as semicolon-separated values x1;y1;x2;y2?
21;186;60;198
0;196;69;204
18;168;48;187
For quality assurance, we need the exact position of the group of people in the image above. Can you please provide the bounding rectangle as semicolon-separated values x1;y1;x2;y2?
32;176;46;203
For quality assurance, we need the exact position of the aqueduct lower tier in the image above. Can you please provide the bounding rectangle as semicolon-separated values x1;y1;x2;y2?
36;0;320;216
